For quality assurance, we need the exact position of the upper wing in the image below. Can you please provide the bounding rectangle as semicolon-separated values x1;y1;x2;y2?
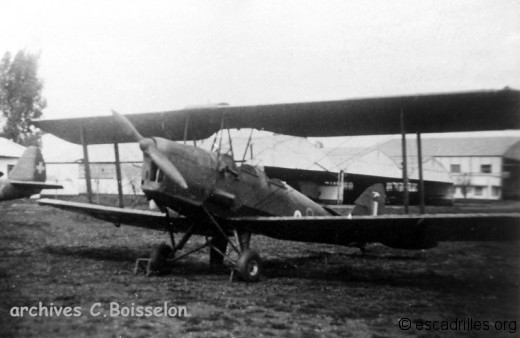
33;89;520;144
228;213;520;249
38;198;190;231
10;181;63;190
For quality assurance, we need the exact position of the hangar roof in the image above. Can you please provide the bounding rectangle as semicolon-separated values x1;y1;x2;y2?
0;137;26;158
378;137;520;160
325;146;452;182
42;130;340;175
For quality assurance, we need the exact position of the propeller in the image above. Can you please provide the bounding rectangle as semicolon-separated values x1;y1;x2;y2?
112;110;188;189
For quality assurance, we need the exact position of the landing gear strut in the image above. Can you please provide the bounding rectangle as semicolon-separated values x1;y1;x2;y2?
202;208;262;282
147;243;173;276
133;210;263;282
209;234;228;266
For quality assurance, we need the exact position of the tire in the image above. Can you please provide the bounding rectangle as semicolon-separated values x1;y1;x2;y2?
147;243;173;276
236;249;262;282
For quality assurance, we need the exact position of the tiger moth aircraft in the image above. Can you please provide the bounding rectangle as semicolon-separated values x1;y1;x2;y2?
34;88;520;282
0;146;62;202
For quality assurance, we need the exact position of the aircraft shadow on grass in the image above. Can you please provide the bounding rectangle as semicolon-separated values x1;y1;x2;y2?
40;244;515;295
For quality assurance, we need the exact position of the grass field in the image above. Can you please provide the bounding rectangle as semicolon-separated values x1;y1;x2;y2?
0;198;518;337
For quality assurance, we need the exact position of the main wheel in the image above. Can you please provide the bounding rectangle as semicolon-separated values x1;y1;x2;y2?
147;243;173;276
236;249;262;282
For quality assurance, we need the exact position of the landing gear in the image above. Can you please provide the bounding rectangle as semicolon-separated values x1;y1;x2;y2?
134;210;263;282
236;249;261;282
147;243;173;276
209;235;228;266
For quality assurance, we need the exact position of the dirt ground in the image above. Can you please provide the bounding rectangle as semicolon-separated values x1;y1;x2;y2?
0;198;518;337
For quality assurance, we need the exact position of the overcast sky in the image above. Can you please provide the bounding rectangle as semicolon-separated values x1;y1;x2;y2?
1;0;520;147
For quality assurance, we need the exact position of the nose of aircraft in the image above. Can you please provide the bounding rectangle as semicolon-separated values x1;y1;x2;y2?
112;110;188;189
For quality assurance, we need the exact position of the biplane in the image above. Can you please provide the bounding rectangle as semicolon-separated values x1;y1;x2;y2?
34;88;520;282
0;146;62;202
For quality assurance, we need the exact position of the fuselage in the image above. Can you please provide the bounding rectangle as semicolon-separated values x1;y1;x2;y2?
0;179;36;201
141;138;333;220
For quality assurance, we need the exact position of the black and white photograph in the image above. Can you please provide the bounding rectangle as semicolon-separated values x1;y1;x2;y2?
1;1;519;337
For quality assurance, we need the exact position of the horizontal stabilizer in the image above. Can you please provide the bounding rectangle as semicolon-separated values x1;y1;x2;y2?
10;181;63;190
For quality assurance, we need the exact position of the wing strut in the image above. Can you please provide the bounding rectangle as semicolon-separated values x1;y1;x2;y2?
80;126;94;204
114;142;124;208
417;132;425;214
400;110;409;213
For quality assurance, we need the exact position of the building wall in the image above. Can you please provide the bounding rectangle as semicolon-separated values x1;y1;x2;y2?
503;158;520;199
43;162;144;196
434;156;503;200
42;163;80;195
318;183;344;204
0;157;19;177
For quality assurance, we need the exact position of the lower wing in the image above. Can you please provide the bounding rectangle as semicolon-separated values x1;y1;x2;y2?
38;198;190;231
37;199;520;250
228;213;520;249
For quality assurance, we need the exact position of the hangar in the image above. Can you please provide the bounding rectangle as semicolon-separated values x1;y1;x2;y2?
378;137;520;200
326;146;453;205
41;132;343;202
41;131;454;205
0;137;26;177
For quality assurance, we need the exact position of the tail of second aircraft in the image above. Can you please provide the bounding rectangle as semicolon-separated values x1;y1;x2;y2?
351;183;386;216
9;146;47;182
8;146;62;190
0;146;62;201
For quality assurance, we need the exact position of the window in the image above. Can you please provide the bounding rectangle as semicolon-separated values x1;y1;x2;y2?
149;162;158;181
79;164;115;179
240;164;258;177
480;164;492;174
492;186;500;197
450;164;461;173
384;182;416;192
269;178;286;189
474;186;484;196
156;169;164;182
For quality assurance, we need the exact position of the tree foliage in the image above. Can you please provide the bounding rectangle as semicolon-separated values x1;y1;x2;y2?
0;50;46;146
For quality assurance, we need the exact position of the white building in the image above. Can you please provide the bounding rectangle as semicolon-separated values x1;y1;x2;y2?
41;135;143;196
0;137;26;177
379;137;520;200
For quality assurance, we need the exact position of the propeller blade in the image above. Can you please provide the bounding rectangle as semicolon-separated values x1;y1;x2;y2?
112;109;188;189
112;110;144;142
146;146;188;189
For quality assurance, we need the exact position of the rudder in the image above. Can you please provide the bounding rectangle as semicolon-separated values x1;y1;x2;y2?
351;183;386;216
8;146;46;182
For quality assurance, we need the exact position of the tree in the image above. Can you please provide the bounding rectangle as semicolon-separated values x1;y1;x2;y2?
0;50;46;146
457;173;472;199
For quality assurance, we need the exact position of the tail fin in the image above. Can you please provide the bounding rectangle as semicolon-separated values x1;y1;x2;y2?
351;183;386;216
8;146;46;182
